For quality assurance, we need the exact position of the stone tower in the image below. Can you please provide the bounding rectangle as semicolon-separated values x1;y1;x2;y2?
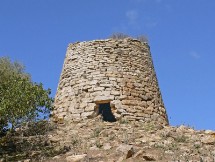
53;38;168;125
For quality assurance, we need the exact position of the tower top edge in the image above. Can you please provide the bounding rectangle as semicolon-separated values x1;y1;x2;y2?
67;38;149;48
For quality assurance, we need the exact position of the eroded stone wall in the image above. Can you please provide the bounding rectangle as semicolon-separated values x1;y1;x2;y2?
53;38;168;125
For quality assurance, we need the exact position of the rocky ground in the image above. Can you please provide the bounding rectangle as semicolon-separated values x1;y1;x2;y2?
46;117;215;162
1;118;215;162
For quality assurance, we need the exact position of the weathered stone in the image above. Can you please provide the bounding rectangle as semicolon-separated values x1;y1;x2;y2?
103;143;112;150
71;114;81;118
133;150;145;158
142;153;156;161
111;91;120;95
65;154;88;162
72;109;84;114
94;87;104;91
79;102;87;109
116;156;124;162
85;103;96;111
201;135;215;144
50;136;61;143
116;144;134;159
94;95;115;102
81;111;94;118
100;84;112;87
53;155;61;160
205;130;215;134
89;145;99;150
119;95;127;100
56;116;64;124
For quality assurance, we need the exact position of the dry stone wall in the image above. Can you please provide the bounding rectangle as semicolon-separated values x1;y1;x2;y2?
53;38;168;125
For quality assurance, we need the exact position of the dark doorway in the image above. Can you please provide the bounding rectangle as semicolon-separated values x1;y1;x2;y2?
98;103;116;122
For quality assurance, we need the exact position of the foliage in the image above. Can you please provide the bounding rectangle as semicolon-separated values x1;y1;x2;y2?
0;120;59;161
0;57;53;131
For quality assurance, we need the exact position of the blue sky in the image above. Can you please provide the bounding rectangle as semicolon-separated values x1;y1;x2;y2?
0;0;215;130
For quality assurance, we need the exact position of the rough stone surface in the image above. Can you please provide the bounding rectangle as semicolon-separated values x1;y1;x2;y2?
116;144;134;159
65;154;88;162
53;38;168;126
46;118;215;161
2;38;215;162
2;115;214;161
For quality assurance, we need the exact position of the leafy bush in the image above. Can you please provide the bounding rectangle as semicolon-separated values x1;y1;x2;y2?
0;57;53;132
0;120;57;161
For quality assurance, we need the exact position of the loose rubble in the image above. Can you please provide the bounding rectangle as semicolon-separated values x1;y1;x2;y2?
45;117;215;161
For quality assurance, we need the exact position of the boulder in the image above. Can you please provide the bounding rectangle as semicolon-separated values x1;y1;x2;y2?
116;144;134;159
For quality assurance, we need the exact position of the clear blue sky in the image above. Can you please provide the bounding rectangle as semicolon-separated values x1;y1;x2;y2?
1;0;215;130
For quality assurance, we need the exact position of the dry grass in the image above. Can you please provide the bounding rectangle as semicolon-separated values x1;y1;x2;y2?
109;33;148;43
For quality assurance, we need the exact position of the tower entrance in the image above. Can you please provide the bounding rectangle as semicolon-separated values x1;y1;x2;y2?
98;103;116;122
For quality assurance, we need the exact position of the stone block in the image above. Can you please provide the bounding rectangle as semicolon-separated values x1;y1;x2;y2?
119;95;127;100
129;100;138;106
111;91;120;95
71;113;80;118
127;108;137;113
66;154;88;162
109;77;116;81
101;91;111;96
139;101;147;107
100;84;112;88
79;102;87;109
85;103;96;111
121;100;130;105
94;87;105;91
81;111;94;118
122;91;130;96
94;95;114;102
72;109;84;114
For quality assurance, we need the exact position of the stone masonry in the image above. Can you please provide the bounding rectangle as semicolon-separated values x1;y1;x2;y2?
53;38;168;125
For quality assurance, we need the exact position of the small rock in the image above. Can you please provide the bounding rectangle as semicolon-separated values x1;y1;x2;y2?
116;156;124;162
106;159;116;162
65;151;75;156
89;145;99;150
176;125;188;133
76;123;87;128
66;154;88;162
116;144;134;159
205;130;215;134
53;155;61;160
201;135;215;144
103;143;112;150
165;150;174;155
57;117;64;124
133;149;145;158
142;153;156;161
212;149;215;155
23;159;31;162
50;136;61;143
200;156;214;162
